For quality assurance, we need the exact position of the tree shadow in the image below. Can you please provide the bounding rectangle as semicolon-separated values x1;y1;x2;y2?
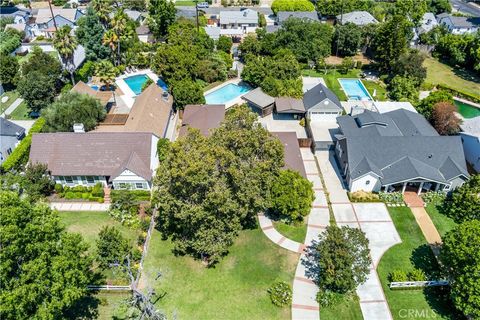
410;244;440;279
64;293;100;319
437;58;480;84
301;240;320;284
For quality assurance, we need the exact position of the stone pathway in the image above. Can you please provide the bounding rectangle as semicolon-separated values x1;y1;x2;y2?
1;97;24;117
410;207;442;257
50;201;110;211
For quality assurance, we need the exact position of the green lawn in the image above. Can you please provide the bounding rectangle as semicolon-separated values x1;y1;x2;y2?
377;207;459;320
0;91;20;114
302;69;388;101
424;205;458;238
8;100;32;120
175;0;197;5
273;219;307;243
141;228;298;320
320;295;363;320
424;57;480;99
68;291;131;320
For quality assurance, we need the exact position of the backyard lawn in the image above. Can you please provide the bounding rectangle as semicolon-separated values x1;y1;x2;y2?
320;295;363;320
377;207;460;320
68;291;131;320
424;57;480;99
141;228;298;320
8;99;32;120
0;91;20;114
273;218;307;243
424;204;457;238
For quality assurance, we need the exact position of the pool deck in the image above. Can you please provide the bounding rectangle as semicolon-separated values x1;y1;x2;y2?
204;78;251;108
338;78;373;102
454;97;480;109
115;69;159;109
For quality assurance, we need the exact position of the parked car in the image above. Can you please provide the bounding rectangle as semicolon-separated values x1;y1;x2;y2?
197;2;209;8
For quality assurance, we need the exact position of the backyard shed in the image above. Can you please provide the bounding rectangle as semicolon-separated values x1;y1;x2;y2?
275;97;305;117
242;88;275;117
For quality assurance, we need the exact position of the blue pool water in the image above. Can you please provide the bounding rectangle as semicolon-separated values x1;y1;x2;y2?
205;83;250;104
338;79;372;101
90;85;99;91
124;74;168;95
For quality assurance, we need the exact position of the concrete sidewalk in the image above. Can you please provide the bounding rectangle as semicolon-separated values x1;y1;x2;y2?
258;213;304;253
50;202;110;211
1;98;24;117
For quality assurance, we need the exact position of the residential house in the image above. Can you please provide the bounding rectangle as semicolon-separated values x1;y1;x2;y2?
437;13;480;34
460;117;480;173
412;12;438;43
4;23;31;39
179;104;225;137
204;26;221;40
29;132;159;190
335;109;469;193
95;83;173;139
271;131;307;178
0;117;25;165
336;11;378;26
276;11;319;25
242;87;275;117
219;9;259;38
0;6;31;24
31;8;84;38
303;82;343;121
275;97;305;118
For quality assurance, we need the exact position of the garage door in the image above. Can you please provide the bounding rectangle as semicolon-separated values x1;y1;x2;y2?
310;112;339;121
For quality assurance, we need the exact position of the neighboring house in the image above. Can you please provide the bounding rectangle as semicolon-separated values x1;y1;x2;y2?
437;13;480;34
271;131;307;178
71;81;113;107
413;12;438;43
136;25;153;43
95;84;173;139
31;8;84;38
265;25;280;33
219;9;259;37
275;97;305;118
303;82;343;121
0;6;31;24
460;117;480;173
179;104;225;137
110;9;144;23
0;117;26;165
276;11;319;25
29;132;159;190
4;23;31;39
204;26;221;40
335;109;469;193
242;87;275;117
336;11;378;26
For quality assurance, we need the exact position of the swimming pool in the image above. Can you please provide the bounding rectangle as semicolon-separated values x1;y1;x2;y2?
454;100;480;119
338;79;372;101
123;74;168;95
205;83;250;104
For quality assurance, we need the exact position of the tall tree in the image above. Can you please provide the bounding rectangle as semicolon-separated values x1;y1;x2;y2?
393;0;427;26
94;59;117;102
391;50;427;86
333;22;362;57
446;175;480;222
91;0;112;27
17;71;56;113
415;90;453;120
0;191;95;319
0;54;18;88
388;76;418;103
170;79;205;110
147;0;176;39
96;226;131;269
102;29;119;65
53;25;78;85
75;6;110;61
21;46;62;82
315;0;374;16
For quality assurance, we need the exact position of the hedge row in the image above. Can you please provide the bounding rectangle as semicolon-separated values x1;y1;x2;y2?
1;118;45;172
436;84;480;104
111;190;151;202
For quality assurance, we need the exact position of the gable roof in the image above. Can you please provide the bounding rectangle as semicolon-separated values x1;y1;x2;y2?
242;87;275;109
71;81;112;106
303;82;342;111
35;8;82;24
0;117;25;138
337;11;378;25
275;97;305;113
220;9;258;25
179;104;225;137
0;6;30;19
440;14;480;28
277;11;319;24
271;131;307;178
29;132;155;180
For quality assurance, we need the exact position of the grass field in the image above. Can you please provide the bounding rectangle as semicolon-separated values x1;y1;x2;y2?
141;228;298;320
424;205;457;238
8;100;32;120
273;219;307;243
320;295;363;320
0;91;20;114
424;58;480;99
377;207;459;320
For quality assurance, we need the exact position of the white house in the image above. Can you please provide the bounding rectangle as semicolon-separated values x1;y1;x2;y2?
31;8;84;38
219;9;259;37
0;117;26;165
0;6;31;24
413;12;438;43
460;117;480;173
336;11;378;26
303;82;343;122
29;132;159;190
437;13;480;35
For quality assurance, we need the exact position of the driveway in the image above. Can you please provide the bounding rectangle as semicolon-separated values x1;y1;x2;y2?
316;150;400;320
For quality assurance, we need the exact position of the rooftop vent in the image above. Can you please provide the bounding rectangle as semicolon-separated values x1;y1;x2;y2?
73;123;85;133
162;91;169;101
428;154;433;159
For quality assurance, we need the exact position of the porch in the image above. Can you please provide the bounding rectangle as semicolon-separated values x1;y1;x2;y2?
383;180;449;195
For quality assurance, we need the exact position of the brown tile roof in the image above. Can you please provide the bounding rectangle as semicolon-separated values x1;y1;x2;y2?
271;132;307;178
29;132;155;180
71;81;113;106
179;104;225;137
275;97;305;113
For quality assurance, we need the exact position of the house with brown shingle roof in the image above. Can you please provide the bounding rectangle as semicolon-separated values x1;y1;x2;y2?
179;104;225;137
29;132;159;190
71;81;113;107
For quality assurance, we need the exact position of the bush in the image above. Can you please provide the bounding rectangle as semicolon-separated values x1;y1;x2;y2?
379;192;404;204
348;191;380;202
82;193;90;199
65;191;75;199
316;290;345;307
54;184;63;193
421;191;446;205
267;281;292;307
92;182;104;197
408;269;426;281
436;84;480;103
389;270;408;282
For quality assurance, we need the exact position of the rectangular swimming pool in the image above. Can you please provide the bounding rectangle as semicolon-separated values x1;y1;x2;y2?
338;79;372;101
454;100;480;119
123;74;168;95
205;83;250;104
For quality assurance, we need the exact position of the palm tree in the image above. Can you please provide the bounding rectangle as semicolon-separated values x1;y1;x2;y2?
94;59;117;104
102;30;119;65
53;25;78;85
91;0;111;27
110;9;130;66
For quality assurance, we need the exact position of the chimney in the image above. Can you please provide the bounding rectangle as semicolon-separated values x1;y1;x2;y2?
73;123;85;133
162;91;169;102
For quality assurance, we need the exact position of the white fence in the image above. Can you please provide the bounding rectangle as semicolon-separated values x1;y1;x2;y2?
87;285;131;291
389;280;449;289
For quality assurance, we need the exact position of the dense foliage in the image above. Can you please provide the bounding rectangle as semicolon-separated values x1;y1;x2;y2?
271;0;315;14
333;23;362;57
170;79;205;109
0;28;22;55
446;175;480;222
415;90;453;120
387;76;418;103
147;0;176;38
42;92;106;133
216;35;233;53
435;31;480;75
0;192;94;319
0;54;18;88
96;226;131;269
441;220;480;318
76;6;110;60
431;102;461;135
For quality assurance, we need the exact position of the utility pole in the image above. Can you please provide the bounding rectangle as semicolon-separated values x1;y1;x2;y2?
195;0;200;32
47;0;58;33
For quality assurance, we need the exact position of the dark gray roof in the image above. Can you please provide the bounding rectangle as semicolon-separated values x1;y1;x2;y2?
265;25;280;33
242;87;275;109
277;11;319;24
338;109;469;184
337;11;378;25
0;117;25;138
441;15;480;28
303;82;342;111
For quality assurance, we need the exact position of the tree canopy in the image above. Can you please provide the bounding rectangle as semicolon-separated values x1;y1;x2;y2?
75;6;110;61
0;54;18;88
315;0;373;16
333;23;362;57
0;191;94;319
271;0;315;14
96;226;131;269
446;174;480;223
147;0;176;39
17;71;57;113
415;90;453;120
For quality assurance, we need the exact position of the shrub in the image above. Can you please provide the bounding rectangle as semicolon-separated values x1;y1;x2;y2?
92;182;104;197
348;191;380;202
316;290;345;307
267;281;292;307
65;191;75;199
82;192;90;199
54;184;63;193
111;190;151;202
271;0;315;14
379;192;404;204
389;270;408;282
436;84;480;103
421;191;446;205
408;269;426;281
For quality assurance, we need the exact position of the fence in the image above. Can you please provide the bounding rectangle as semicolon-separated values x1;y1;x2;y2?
87;285;131;291
134;208;157;287
389;280;449;289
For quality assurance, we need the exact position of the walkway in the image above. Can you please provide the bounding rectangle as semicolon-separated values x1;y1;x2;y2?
50;201;110;211
1;97;23;117
316;150;400;320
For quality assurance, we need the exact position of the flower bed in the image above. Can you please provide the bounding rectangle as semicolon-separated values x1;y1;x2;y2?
55;183;105;203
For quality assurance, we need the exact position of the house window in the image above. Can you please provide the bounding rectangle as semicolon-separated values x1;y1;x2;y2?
135;182;145;189
87;176;95;184
65;176;73;183
81;176;87;184
366;180;370;185
444;184;451;191
6;148;12;155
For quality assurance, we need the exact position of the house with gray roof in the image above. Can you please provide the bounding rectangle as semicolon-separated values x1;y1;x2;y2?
303;82;343;121
0;6;30;24
460;117;480;173
337;11;378;26
437;14;480;34
276;11;319;25
219;9;259;37
335;109;469;194
31;8;84;38
242;87;275;117
0;117;26;165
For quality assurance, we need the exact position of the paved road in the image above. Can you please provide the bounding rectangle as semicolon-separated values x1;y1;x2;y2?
450;0;480;16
